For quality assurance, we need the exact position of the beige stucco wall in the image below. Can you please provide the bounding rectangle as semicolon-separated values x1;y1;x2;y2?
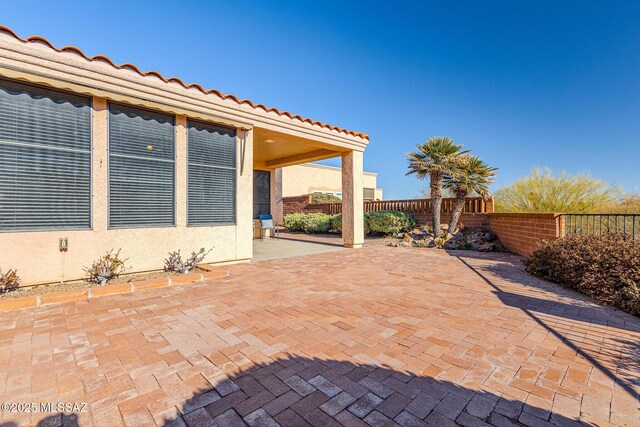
281;163;382;200
0;98;254;285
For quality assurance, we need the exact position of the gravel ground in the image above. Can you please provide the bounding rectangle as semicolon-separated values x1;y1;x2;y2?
0;269;185;300
364;235;403;247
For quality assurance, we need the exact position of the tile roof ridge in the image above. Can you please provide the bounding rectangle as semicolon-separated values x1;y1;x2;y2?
0;24;369;140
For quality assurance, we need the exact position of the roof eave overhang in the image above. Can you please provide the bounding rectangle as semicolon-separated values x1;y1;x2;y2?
0;28;369;153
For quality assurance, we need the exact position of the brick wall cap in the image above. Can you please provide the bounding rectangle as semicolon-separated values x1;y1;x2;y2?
488;212;564;218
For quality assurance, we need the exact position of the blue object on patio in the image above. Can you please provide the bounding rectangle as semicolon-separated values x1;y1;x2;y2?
259;214;279;241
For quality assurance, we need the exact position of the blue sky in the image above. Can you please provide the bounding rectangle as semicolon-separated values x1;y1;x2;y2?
4;1;640;199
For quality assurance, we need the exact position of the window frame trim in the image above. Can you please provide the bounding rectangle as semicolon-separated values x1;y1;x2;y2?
186;118;238;227
107;101;177;230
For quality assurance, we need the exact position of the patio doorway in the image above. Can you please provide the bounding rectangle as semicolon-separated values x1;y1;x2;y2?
253;170;270;219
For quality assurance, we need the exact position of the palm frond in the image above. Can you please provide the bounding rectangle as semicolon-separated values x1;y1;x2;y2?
405;136;469;179
443;155;497;201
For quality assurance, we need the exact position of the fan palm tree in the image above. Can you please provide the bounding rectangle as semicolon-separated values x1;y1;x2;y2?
406;137;468;235
444;155;497;235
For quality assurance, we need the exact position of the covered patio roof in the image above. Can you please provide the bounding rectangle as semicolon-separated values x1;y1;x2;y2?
253;127;350;169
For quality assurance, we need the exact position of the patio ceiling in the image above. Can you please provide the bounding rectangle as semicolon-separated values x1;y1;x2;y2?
253;127;348;170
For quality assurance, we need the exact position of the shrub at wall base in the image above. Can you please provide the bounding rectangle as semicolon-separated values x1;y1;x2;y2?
83;249;129;285
283;213;333;233
525;233;640;316
164;247;213;274
0;269;20;294
365;211;416;235
284;211;415;236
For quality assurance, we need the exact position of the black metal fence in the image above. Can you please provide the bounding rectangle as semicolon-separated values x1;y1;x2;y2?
562;214;639;241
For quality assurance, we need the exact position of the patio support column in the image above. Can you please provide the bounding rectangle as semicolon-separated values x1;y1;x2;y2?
270;168;284;225
342;150;364;248
236;128;254;260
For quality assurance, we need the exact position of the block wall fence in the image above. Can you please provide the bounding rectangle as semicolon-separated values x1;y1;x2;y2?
487;213;565;256
415;212;564;257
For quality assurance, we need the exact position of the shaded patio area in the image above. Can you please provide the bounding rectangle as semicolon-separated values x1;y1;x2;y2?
0;247;637;426
252;233;345;263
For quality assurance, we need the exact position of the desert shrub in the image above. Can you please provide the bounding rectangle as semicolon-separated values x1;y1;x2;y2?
284;213;333;233
366;211;416;236
0;269;20;294
525;233;640;316
285;211;415;235
311;193;342;203
330;214;343;233
494;168;623;213
285;212;323;232
601;194;640;214
334;211;416;235
283;213;306;231
84;249;129;285
330;214;371;235
164;248;212;274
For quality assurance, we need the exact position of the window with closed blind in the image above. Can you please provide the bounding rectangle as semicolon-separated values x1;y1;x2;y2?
108;103;175;228
364;188;376;200
187;121;236;225
0;79;92;232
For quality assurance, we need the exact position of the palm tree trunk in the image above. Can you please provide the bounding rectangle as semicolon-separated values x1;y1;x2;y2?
430;171;444;235
447;191;467;235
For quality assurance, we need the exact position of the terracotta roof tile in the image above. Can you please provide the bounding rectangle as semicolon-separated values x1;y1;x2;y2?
0;25;369;140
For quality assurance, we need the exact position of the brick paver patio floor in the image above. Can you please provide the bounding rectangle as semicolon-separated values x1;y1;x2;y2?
0;247;638;426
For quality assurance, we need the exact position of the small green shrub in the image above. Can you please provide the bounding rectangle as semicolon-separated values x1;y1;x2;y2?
311;193;342;203
84;249;129;285
284;213;333;233
329;214;371;234
283;213;304;231
366;211;416;236
295;210;415;236
0;269;20;293
525;233;640;316
330;214;343;233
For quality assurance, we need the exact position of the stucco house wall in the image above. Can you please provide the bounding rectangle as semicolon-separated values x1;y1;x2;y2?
281;163;383;200
0;26;369;285
0;94;255;286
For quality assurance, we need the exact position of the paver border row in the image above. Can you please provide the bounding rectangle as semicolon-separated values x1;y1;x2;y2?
0;269;229;311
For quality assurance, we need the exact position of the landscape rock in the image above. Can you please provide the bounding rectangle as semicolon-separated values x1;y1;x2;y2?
389;226;505;252
444;228;505;252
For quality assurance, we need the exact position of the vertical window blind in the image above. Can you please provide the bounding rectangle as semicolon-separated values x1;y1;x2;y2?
187;121;236;225
108;103;175;228
0;79;91;231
